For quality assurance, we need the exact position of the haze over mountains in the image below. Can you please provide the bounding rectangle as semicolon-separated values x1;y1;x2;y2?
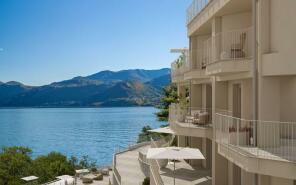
0;68;171;107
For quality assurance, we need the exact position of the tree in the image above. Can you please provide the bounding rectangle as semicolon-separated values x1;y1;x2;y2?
31;152;75;183
142;177;150;185
137;125;154;143
0;146;32;185
156;84;179;121
69;155;96;170
0;146;99;184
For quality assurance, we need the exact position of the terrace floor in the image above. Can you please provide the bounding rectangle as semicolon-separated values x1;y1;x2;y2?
159;160;212;185
116;144;150;185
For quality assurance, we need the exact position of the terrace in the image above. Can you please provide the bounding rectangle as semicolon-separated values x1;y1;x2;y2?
205;27;253;75
150;138;212;185
215;113;296;179
169;103;213;139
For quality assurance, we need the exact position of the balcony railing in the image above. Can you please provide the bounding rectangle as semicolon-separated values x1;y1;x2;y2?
187;0;211;24
171;51;190;78
150;159;164;185
211;27;253;64
190;37;212;70
169;103;212;127
215;113;296;162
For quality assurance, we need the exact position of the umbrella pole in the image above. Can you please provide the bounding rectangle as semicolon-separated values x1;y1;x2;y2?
174;160;175;185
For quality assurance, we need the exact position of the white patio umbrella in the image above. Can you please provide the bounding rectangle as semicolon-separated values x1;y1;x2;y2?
147;147;205;185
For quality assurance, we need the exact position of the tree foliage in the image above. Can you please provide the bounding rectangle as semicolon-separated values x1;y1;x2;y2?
142;177;150;185
137;126;156;143
156;83;179;121
0;146;97;185
31;152;75;183
0;147;32;185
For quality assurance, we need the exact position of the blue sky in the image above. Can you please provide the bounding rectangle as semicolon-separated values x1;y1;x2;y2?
0;0;190;85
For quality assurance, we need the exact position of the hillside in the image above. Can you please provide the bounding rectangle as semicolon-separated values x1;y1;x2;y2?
0;68;171;107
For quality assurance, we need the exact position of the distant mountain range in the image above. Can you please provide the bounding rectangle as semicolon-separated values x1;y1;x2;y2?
0;68;171;107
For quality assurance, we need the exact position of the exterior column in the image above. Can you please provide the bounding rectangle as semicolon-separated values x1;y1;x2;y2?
212;76;229;185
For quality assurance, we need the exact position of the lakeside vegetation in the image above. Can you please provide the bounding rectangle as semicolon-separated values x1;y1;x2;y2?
155;84;178;121
137;83;179;143
0;146;96;185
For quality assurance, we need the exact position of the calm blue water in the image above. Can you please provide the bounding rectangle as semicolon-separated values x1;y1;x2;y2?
0;107;164;166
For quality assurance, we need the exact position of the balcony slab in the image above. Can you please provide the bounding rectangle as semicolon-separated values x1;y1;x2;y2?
170;121;213;140
184;69;209;80
206;59;251;76
217;143;296;180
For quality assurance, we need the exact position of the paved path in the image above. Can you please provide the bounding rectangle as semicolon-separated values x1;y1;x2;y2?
116;145;150;185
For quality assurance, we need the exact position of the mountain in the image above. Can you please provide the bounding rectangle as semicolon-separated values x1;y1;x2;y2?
145;74;171;90
0;68;171;107
85;68;170;82
0;81;33;105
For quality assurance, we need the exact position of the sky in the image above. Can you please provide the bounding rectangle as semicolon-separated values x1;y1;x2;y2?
0;0;190;86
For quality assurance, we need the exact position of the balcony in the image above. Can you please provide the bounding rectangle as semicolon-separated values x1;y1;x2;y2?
169;103;213;139
215;113;296;179
184;39;212;80
206;27;253;75
171;52;190;83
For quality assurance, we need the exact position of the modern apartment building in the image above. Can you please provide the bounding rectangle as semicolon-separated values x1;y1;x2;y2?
166;0;296;185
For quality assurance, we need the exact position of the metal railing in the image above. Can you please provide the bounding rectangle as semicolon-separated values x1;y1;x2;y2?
169;103;212;128
203;37;213;66
151;137;168;148
190;37;211;70
187;0;211;24
150;159;164;185
190;48;203;70
113;164;121;185
215;113;296;162
113;140;151;185
212;27;253;63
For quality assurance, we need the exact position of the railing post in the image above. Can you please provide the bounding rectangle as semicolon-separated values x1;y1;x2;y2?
292;123;294;161
227;115;230;146
236;118;239;146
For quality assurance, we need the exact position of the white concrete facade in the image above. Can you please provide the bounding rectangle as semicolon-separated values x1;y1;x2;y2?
169;0;296;185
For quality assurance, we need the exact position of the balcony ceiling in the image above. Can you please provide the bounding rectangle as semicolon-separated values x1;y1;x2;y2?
189;0;252;36
216;0;252;17
191;20;212;36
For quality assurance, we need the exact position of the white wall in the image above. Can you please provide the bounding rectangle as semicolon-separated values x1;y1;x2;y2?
280;76;296;122
226;79;252;119
221;12;252;32
190;137;203;167
261;0;296;76
270;176;294;185
270;0;296;53
191;84;202;108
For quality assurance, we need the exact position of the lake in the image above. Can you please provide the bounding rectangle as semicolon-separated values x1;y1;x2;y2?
0;107;164;166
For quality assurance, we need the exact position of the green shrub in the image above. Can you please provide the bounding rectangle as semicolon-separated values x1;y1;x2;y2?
142;177;150;185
